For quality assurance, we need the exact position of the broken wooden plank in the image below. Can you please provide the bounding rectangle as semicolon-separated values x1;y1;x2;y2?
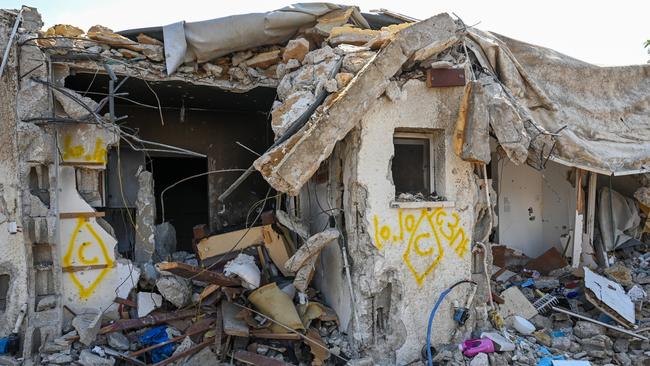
198;284;220;302
197;225;293;276
305;327;330;365
249;331;301;340
156;262;240;287
214;303;223;354
62;263;114;272
261;225;293;276
284;228;340;272
221;301;249;337
196;226;266;259
114;296;137;308
60;211;106;219
129;319;214;357
233;350;293;366
99;308;197;334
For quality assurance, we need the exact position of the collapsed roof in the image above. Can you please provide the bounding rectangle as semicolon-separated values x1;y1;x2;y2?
35;3;650;196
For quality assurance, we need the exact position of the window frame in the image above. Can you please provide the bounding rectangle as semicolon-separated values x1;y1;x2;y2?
393;132;436;196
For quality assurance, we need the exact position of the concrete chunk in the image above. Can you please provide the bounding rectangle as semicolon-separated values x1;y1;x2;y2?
72;308;102;345
283;38;310;63
79;349;115;366
156;276;191;308
137;291;163;317
245;50;281;69
285;228;340;272
254;13;459;195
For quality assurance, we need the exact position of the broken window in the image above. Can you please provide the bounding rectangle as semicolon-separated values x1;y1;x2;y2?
392;132;435;197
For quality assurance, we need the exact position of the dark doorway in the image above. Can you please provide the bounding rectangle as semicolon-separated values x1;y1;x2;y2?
151;157;209;252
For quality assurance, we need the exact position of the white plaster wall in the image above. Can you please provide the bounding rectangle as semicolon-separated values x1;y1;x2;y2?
356;80;475;364
497;160;544;256
497;160;576;257
541;162;576;252
58;167;139;318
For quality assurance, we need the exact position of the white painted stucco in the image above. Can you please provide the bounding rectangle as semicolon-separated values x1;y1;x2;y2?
353;80;477;364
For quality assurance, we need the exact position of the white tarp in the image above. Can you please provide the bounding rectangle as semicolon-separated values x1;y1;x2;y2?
465;30;650;175
598;187;641;251
162;3;367;74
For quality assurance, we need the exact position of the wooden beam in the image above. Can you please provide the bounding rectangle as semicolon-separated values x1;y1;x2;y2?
59;211;105;219
99;309;197;334
249;331;301;340
59;161;105;167
572;169;585;268
156;262;240;287
62;263;113;272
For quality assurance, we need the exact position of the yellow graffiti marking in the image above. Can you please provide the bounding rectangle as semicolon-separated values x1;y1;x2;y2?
62;135;107;164
373;208;469;286
77;242;99;264
63;218;113;299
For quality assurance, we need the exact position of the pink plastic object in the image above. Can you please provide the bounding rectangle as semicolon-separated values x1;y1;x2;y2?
459;338;495;357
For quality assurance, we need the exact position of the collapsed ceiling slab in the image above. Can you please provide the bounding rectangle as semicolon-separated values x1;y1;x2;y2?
464;30;650;175
253;13;460;195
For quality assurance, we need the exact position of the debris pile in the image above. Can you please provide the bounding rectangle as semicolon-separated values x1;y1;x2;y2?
32;8;410;97
432;243;650;366
34;211;348;365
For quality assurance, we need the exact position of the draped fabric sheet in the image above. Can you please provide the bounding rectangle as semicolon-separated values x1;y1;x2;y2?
162;3;366;75
462;29;650;175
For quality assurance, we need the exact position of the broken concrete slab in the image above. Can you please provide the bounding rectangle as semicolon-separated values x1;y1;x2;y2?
154;222;176;260
107;332;130;351
275;210;309;239
53;87;99;120
135;170;155;263
78;349;115;366
72;308;102;345
499;286;538;320
285;228;340;272
254;13;459;195
156;275;192;308
137;291;163;317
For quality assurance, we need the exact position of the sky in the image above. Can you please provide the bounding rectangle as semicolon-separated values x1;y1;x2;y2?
1;0;648;66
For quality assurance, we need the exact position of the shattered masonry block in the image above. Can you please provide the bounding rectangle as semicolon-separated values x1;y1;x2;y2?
283;38;310;63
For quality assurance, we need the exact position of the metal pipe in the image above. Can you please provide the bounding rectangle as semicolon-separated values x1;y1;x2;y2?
0;8;23;78
551;306;647;341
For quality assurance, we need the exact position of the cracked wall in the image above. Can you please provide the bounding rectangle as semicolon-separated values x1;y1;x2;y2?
344;80;478;364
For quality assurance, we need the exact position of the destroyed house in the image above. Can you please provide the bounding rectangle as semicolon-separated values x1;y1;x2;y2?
0;3;650;365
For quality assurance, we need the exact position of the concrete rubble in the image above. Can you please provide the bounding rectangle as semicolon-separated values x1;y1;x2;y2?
0;2;649;366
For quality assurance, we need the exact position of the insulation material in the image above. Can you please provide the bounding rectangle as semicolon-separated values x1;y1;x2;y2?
598;187;641;251
466;29;650;174
163;3;367;74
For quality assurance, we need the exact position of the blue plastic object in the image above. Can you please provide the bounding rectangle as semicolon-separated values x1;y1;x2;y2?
425;280;475;366
0;338;8;354
139;326;174;362
537;355;565;366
